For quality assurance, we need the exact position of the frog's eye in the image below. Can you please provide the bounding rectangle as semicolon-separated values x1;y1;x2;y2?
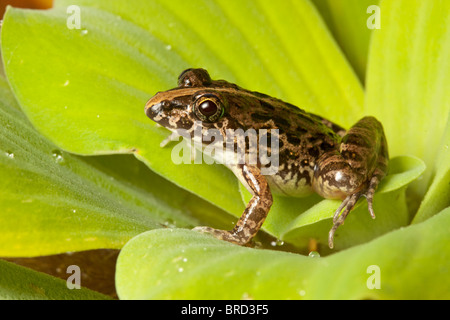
193;95;224;123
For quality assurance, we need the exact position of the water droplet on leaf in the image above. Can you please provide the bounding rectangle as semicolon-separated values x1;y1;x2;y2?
52;150;64;163
5;151;14;159
270;239;284;246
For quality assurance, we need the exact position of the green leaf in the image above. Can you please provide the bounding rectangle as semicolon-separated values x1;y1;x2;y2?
1;0;446;300
365;0;450;198
413;119;450;223
1;0;364;221
115;206;450;299
312;0;378;83
0;50;4;78
0;75;230;257
0;259;110;299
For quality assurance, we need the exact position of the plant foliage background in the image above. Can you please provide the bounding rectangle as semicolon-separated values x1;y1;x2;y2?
0;0;448;299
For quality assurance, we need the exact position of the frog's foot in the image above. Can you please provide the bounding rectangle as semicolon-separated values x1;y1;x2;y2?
192;226;250;246
363;174;382;220
328;175;382;249
329;192;361;249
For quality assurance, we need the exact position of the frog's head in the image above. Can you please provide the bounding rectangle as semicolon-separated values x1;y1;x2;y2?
146;68;281;173
145;68;232;133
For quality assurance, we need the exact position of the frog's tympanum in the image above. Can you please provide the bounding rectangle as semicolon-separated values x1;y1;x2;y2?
145;68;389;249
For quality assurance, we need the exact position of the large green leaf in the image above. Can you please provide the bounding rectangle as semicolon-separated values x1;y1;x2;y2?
0;0;446;300
365;0;450;199
1;0;436;253
0;75;232;257
0;258;110;299
1;0;364;225
115;206;450;299
413;119;450;223
312;0;378;83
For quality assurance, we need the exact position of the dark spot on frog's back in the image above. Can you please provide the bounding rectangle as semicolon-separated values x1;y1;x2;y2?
320;140;336;152
308;146;320;158
272;116;290;128
287;134;301;145
260;100;275;111
251;113;273;123
295;126;308;135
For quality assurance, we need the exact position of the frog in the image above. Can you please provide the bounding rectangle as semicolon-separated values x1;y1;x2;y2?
145;68;389;249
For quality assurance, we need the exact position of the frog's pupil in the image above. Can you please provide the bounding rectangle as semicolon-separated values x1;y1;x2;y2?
199;100;218;116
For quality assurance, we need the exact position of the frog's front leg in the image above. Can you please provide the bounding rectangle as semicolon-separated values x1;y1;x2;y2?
312;116;389;249
193;164;273;246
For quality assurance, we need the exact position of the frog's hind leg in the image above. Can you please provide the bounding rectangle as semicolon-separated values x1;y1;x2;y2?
193;164;273;246
313;116;389;249
363;146;389;219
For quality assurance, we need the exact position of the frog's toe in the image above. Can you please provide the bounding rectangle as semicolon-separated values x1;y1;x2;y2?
192;225;227;241
192;226;247;246
364;172;386;219
192;226;216;235
363;187;377;220
193;225;226;238
329;192;363;248
332;196;351;224
363;193;376;219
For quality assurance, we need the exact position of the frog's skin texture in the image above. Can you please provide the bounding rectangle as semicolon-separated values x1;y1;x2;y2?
145;69;389;249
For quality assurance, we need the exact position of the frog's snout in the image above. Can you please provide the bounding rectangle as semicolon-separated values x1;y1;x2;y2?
145;97;170;122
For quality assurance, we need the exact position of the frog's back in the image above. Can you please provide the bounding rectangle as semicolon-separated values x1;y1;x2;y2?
223;90;343;197
264;99;344;165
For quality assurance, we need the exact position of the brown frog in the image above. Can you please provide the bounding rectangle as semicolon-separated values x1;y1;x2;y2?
145;68;389;248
